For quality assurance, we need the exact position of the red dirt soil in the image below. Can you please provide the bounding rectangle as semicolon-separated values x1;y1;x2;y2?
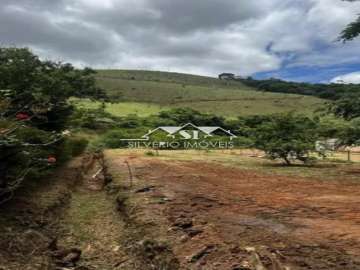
110;155;360;270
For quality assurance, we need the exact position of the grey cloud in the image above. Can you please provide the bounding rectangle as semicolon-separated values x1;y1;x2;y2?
1;0;67;12
0;0;359;77
0;4;120;64
148;0;266;33
74;0;268;34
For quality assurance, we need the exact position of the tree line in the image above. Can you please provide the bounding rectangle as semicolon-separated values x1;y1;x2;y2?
239;77;360;100
90;105;360;165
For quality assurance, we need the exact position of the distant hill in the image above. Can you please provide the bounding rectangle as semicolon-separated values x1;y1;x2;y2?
87;70;325;118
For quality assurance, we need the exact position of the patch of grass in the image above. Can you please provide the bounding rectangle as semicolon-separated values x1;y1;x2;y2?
73;99;169;118
173;98;321;116
63;190;122;243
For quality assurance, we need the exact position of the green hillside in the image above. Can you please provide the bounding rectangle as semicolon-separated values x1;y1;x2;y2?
83;70;326;117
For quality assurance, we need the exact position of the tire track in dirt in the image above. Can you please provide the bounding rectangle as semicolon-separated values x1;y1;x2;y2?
54;153;178;270
0;153;169;270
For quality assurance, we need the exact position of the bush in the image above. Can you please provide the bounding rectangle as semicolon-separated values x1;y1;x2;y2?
55;137;89;163
70;138;89;156
118;115;143;128
70;107;117;130
100;128;147;148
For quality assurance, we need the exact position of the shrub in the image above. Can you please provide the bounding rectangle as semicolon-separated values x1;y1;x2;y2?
100;128;147;148
54;137;89;163
70;107;116;130
118;115;143;128
70;138;89;156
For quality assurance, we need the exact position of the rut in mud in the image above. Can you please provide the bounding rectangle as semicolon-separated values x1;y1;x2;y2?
0;153;179;270
55;153;179;270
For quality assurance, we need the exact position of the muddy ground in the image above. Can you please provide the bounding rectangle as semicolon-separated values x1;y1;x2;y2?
106;151;360;270
1;150;360;270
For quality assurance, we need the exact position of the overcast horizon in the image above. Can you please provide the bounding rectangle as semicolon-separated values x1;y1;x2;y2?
1;0;360;83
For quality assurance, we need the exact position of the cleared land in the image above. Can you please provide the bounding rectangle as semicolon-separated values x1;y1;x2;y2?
1;150;360;269
89;70;325;117
106;149;360;269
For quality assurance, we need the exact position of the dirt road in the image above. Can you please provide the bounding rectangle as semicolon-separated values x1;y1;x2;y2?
2;151;360;269
106;152;360;269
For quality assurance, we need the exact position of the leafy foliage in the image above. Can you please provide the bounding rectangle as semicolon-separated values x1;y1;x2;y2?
0;47;105;203
253;113;321;165
69;104;117;130
337;118;360;145
327;94;360;120
339;0;360;42
340;16;360;41
0;47;106;131
325;93;360;145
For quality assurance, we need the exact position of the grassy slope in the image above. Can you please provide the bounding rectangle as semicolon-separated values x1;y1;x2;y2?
90;70;325;117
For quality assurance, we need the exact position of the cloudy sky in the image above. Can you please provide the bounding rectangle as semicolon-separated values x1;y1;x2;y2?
1;0;360;83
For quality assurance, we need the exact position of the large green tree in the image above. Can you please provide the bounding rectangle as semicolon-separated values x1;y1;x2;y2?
0;47;105;203
327;94;360;146
254;113;320;165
